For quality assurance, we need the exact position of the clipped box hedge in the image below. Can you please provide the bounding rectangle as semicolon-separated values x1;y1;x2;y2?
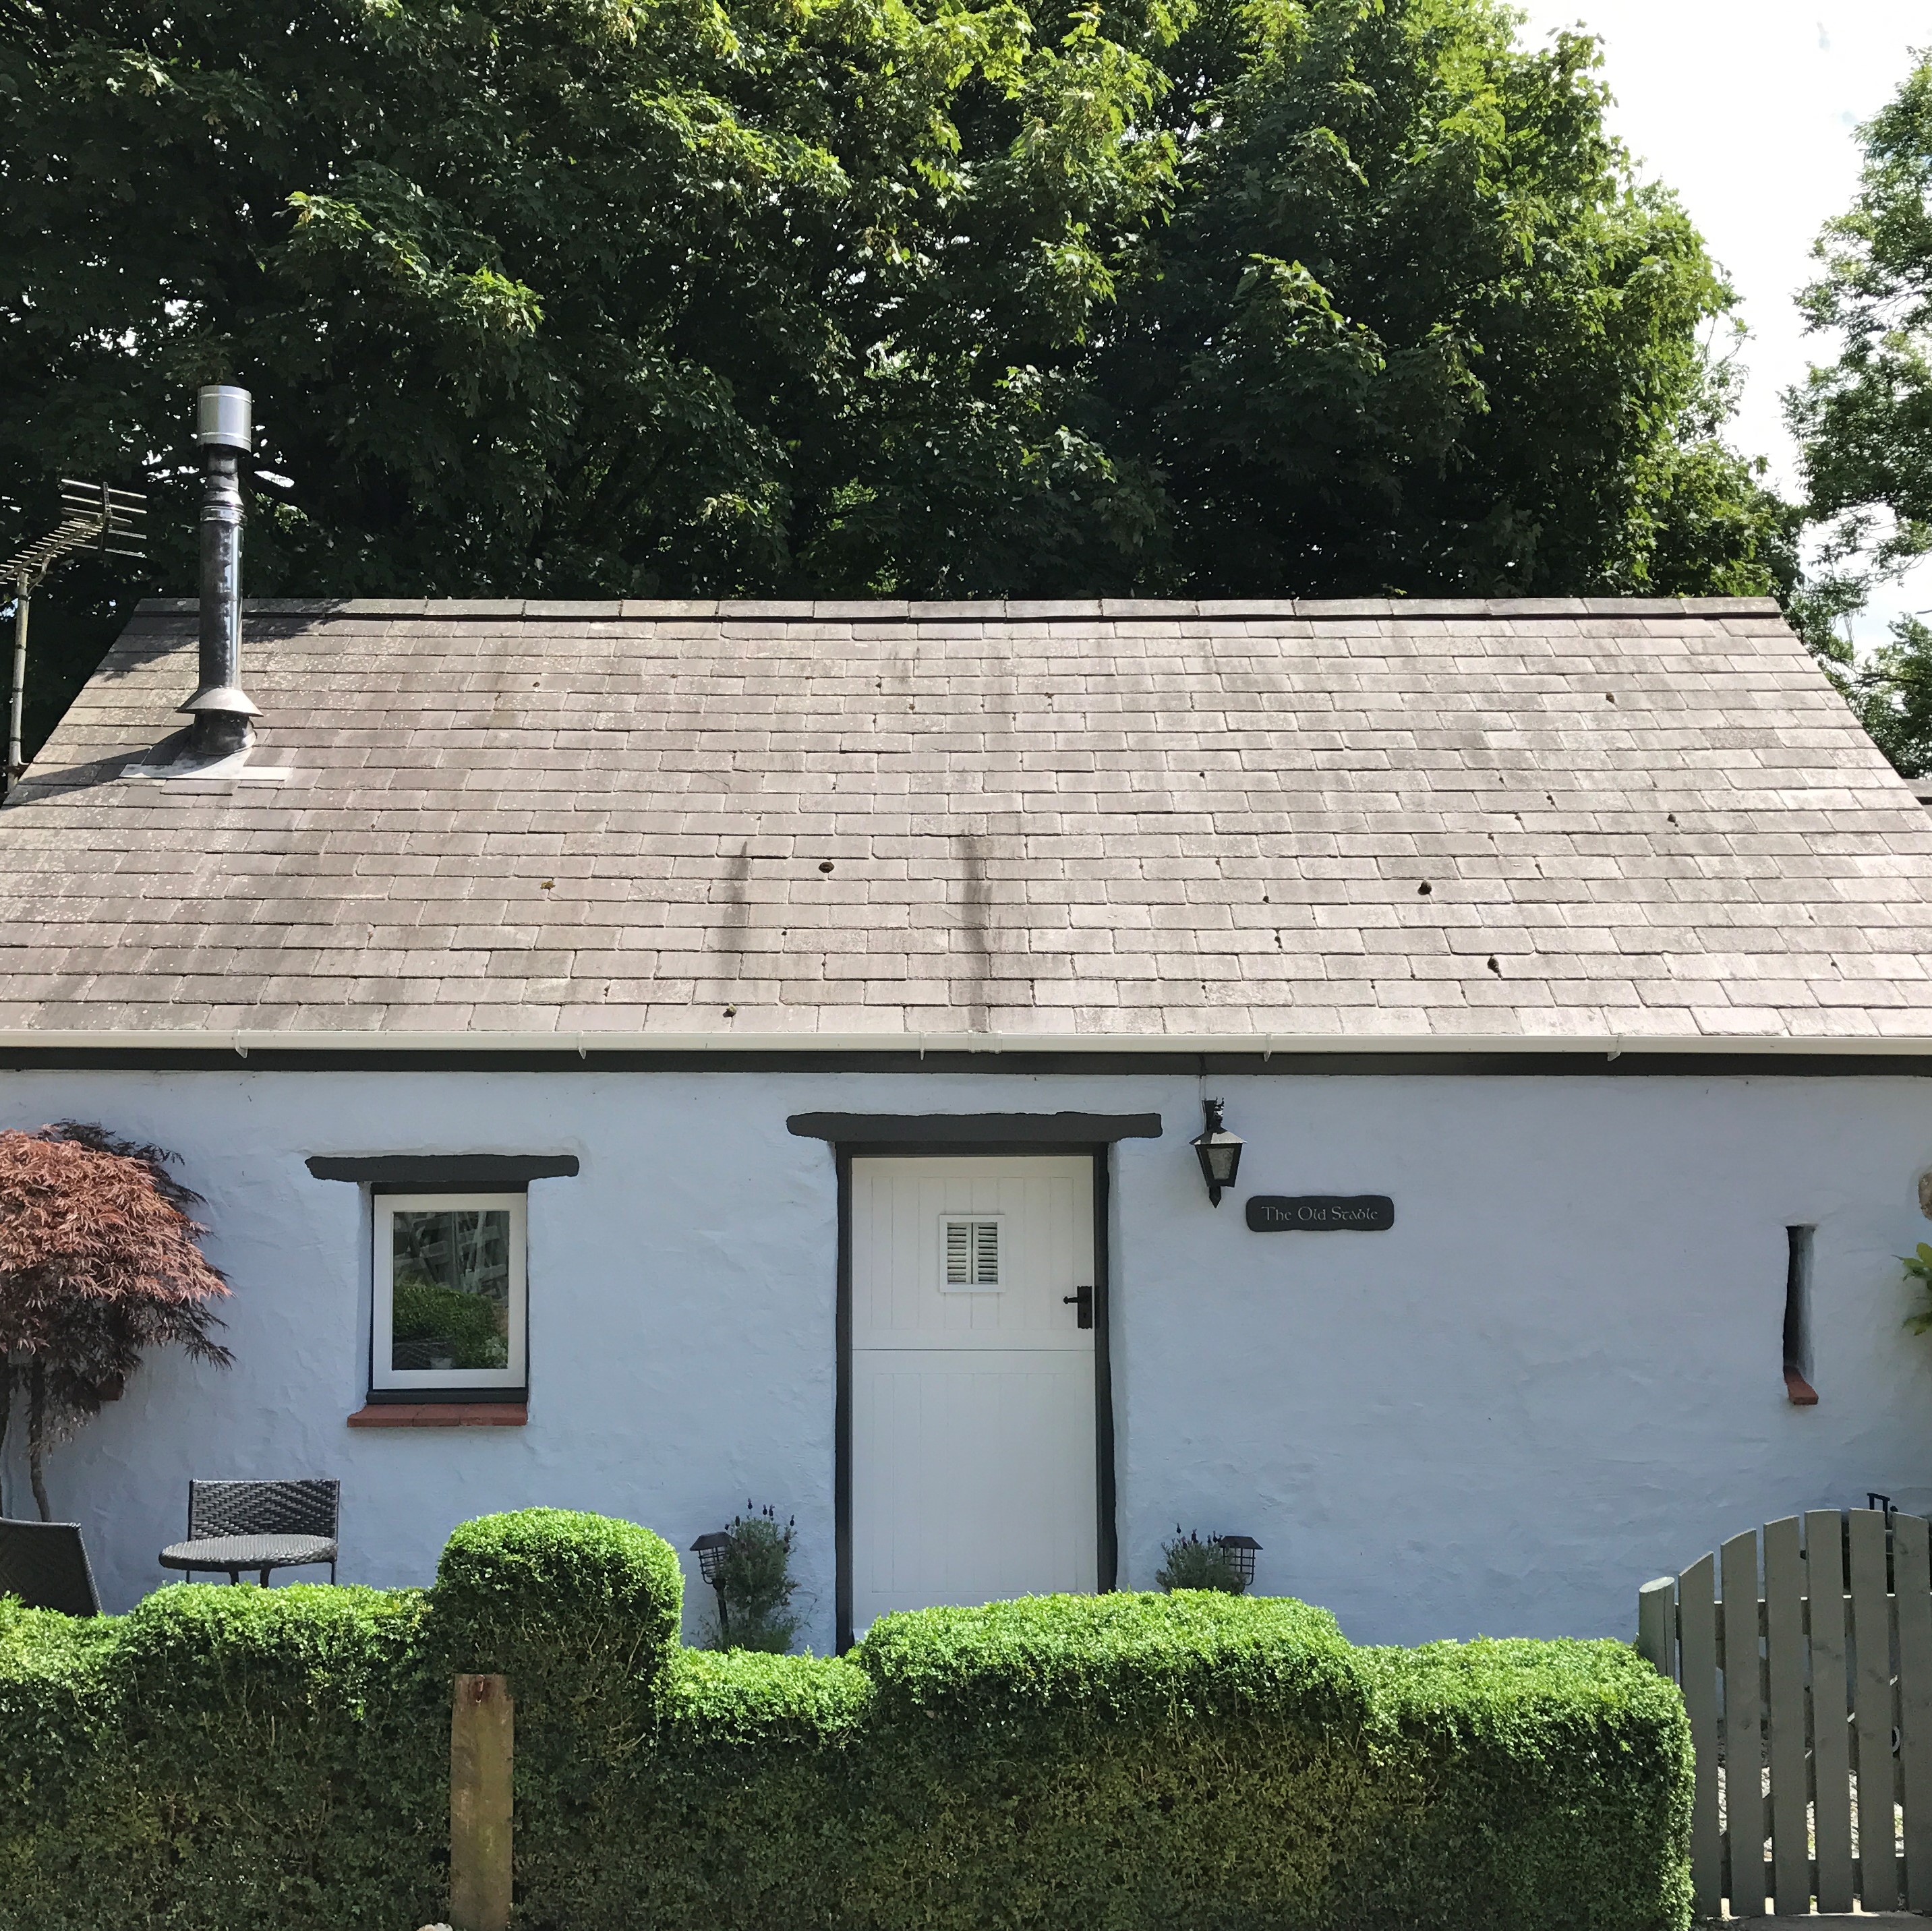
0;1510;1691;1930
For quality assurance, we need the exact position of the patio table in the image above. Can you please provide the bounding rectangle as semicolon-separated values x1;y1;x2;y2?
159;1533;338;1586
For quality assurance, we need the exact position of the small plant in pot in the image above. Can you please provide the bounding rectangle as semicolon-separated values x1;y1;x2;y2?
695;1503;801;1652
1904;1244;1932;1332
1157;1526;1251;1595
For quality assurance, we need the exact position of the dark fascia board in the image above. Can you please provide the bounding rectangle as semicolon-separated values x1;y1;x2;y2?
9;1045;1932;1077
787;1111;1162;1146
305;1154;579;1186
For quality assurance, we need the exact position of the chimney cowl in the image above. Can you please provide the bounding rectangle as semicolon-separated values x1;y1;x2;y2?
196;384;254;454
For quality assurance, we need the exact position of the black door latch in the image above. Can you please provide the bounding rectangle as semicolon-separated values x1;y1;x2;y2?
1062;1284;1094;1330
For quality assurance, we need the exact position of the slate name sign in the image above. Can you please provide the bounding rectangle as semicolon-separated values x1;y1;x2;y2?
1246;1195;1395;1233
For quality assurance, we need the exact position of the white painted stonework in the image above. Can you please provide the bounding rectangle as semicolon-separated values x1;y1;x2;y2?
4;1065;1931;1653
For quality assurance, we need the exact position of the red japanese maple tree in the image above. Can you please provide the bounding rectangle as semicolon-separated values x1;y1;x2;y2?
0;1124;231;1520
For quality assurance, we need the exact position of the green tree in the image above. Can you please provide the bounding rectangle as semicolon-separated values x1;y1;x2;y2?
1833;614;1932;780
0;0;1179;716
1791;51;1932;607
1104;0;1793;596
0;1124;230;1521
1;0;1790;756
1788;50;1932;775
1;0;1179;587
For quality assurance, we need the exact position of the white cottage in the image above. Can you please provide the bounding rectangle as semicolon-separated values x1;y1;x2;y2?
3;582;1932;1651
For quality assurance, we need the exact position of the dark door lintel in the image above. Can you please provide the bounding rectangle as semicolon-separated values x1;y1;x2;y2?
790;1110;1159;1146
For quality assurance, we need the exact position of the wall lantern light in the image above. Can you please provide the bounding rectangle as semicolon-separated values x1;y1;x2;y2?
1192;1098;1243;1207
1212;1534;1262;1591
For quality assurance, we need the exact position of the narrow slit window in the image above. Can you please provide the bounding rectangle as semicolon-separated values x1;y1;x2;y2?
1783;1224;1817;1405
942;1218;1001;1289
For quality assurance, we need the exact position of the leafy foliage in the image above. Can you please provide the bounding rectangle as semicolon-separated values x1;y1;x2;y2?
0;1581;442;1929
389;1277;505;1372
1840;616;1932;779
1101;0;1794;601
1784;50;1932;772
1353;1636;1695;1929
1902;1242;1932;1335
430;1507;683;1701
0;1509;1693;1931
0;1125;230;1520
856;1586;1362;1728
1792;53;1932;604
1;0;1791;756
0;0;1178;655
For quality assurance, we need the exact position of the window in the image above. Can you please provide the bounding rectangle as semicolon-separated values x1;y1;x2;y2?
372;1193;527;1393
941;1216;1002;1290
1783;1224;1817;1405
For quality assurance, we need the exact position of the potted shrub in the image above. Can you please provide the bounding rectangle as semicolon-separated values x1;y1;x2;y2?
691;1503;801;1651
1156;1526;1259;1595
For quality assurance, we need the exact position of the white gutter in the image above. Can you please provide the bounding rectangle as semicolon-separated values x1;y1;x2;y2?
1;1030;1929;1057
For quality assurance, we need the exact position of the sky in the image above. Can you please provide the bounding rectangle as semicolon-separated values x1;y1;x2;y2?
1509;0;1929;643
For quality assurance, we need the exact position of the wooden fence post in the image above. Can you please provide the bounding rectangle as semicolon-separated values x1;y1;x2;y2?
1896;1511;1932;1910
1805;1508;1856;1913
1720;1529;1766;1918
450;1672;513;1931
1675;1551;1721;1921
1850;1510;1900;1911
1763;1515;1809;1914
1637;1576;1675;1680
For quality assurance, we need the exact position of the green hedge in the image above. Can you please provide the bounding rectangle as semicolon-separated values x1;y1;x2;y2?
0;1509;1691;1931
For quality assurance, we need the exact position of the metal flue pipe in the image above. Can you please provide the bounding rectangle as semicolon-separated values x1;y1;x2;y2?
180;384;260;757
7;578;30;781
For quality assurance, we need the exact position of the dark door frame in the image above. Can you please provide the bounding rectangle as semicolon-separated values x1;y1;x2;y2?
831;1139;1119;1653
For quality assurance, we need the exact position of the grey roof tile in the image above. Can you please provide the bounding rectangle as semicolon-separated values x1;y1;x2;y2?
2;598;1930;1042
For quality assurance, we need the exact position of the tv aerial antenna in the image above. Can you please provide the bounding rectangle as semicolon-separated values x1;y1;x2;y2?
1;480;148;784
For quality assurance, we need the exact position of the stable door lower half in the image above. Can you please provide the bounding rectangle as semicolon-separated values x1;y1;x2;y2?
850;1155;1096;1632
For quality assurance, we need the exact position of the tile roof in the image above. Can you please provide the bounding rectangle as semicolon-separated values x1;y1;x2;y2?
3;595;1931;1051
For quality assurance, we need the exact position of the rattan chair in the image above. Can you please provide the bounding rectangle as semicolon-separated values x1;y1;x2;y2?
0;1518;102;1615
161;1479;340;1584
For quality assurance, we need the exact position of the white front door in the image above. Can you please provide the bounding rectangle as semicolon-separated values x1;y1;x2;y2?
851;1155;1097;1632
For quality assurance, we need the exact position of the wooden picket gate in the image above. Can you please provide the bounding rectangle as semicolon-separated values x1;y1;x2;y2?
1638;1509;1932;1918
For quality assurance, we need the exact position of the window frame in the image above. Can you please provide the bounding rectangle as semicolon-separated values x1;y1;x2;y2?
371;1190;528;1395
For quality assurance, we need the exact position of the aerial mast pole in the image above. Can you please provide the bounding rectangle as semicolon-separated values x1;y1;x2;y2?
0;481;147;791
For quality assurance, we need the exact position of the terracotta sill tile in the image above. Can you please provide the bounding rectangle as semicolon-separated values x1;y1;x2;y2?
347;1402;527;1428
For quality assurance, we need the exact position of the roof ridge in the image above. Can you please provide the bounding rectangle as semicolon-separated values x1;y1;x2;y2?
131;595;1786;620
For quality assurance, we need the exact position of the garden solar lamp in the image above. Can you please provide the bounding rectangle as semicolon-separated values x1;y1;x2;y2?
1212;1535;1261;1589
691;1531;730;1587
691;1529;734;1626
1192;1098;1243;1207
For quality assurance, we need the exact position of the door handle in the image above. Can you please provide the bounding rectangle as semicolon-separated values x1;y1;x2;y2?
1062;1284;1094;1330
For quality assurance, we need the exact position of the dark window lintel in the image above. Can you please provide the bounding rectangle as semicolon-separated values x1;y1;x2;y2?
305;1154;579;1186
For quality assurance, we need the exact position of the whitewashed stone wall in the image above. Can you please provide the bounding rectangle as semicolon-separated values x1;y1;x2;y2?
2;1064;1929;1651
